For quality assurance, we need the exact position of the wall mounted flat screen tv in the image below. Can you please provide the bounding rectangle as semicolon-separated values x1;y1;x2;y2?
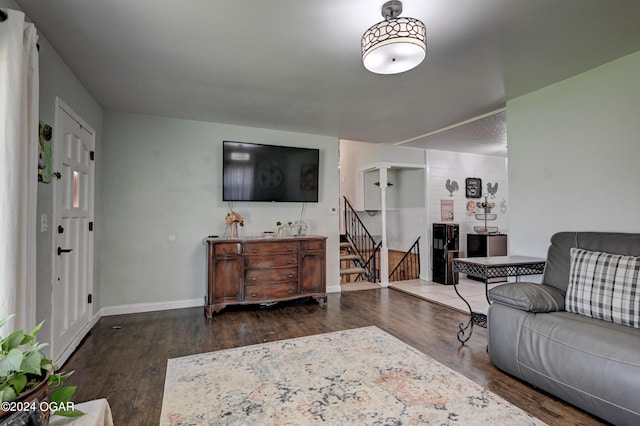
223;141;320;202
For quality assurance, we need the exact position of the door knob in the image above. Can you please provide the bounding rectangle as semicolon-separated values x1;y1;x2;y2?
57;247;73;255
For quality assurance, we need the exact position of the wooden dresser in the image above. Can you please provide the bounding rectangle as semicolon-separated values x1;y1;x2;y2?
205;236;327;317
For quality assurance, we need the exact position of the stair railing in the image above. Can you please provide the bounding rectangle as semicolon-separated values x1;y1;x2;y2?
343;196;380;282
389;237;421;282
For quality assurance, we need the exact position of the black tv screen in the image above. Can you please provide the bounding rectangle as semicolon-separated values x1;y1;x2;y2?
223;141;319;202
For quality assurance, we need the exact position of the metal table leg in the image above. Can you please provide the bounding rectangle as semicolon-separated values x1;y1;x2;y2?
451;257;546;345
452;278;475;345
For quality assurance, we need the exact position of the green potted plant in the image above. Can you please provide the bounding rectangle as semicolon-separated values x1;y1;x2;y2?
0;314;83;420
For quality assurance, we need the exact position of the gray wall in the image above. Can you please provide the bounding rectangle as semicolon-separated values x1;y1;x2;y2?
100;112;340;310
508;50;640;258
36;36;104;324
1;1;104;349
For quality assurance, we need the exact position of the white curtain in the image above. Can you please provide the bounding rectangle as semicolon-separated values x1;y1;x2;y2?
0;9;39;331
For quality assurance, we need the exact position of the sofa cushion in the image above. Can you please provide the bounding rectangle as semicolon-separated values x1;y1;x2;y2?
488;282;565;312
567;247;640;328
543;232;640;292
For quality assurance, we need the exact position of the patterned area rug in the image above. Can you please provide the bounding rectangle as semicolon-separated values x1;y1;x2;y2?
160;327;545;425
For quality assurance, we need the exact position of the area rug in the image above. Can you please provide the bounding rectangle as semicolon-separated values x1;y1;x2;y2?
160;326;545;425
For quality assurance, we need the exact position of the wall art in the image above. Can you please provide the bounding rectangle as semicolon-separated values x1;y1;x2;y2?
445;179;459;196
487;182;499;198
465;177;482;198
441;199;454;221
38;120;52;183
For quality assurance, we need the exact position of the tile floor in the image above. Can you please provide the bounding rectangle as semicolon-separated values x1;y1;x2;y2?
388;277;503;315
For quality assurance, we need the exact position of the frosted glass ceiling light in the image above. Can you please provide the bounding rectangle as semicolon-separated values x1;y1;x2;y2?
362;0;426;75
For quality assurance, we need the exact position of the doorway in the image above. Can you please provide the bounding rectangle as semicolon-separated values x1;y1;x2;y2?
50;98;95;366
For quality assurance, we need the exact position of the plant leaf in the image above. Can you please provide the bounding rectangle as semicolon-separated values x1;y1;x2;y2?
53;408;85;418
4;330;25;351
19;349;42;375
51;385;76;404
49;371;74;388
8;374;27;394
0;387;17;403
0;348;24;374
0;314;15;332
27;320;45;340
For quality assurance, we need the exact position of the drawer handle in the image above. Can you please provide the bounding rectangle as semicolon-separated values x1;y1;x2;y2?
287;289;294;293
252;260;258;265
287;274;294;278
223;248;232;253
252;277;257;281
252;248;258;253
251;293;257;297
287;247;293;251
287;259;294;264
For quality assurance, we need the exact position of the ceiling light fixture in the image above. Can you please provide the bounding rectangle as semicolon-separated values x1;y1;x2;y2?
361;1;426;75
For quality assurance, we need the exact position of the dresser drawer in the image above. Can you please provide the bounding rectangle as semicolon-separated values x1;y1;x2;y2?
245;254;297;268
244;241;298;255
213;243;242;256
244;282;297;301
301;239;325;251
245;267;297;284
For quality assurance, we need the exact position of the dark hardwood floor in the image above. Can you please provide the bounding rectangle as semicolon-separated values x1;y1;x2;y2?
61;289;605;425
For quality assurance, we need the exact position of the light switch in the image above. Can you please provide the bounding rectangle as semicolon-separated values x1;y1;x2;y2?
40;214;48;232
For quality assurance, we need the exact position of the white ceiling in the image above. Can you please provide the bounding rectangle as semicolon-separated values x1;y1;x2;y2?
14;0;640;156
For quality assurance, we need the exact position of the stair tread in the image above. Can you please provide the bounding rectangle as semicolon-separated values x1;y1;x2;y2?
340;267;367;275
339;242;351;248
340;254;361;260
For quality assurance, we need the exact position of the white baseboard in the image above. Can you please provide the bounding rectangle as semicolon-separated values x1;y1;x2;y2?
100;298;203;317
326;284;342;293
54;320;93;369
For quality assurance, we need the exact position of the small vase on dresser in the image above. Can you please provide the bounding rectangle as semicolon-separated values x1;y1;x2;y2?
293;220;308;236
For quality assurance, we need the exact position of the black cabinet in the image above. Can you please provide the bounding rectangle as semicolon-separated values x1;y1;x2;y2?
467;233;507;257
466;233;508;283
433;223;459;285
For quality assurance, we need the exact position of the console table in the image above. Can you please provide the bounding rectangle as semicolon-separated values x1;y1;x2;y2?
452;256;546;344
205;236;327;317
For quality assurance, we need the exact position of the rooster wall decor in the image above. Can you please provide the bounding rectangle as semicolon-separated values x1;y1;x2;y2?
487;182;499;198
445;179;459;196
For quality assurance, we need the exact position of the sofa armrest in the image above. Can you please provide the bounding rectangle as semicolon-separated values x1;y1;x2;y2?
488;282;565;312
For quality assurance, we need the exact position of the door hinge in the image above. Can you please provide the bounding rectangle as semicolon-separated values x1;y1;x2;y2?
90;151;95;161
88;294;92;304
89;221;94;231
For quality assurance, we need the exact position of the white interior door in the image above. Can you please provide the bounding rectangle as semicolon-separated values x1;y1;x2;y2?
51;98;95;366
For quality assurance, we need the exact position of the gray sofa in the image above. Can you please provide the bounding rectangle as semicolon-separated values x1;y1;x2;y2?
487;232;640;426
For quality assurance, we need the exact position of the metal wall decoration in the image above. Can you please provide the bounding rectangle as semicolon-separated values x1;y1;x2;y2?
486;182;498;198
445;179;459;196
501;198;508;214
465;177;482;198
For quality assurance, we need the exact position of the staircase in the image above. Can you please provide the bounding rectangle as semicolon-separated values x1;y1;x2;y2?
340;238;367;282
341;197;380;283
341;196;420;285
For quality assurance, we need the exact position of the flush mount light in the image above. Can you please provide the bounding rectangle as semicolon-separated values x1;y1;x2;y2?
361;0;426;75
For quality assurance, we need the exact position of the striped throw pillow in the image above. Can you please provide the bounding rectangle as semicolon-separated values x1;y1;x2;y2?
566;248;640;328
